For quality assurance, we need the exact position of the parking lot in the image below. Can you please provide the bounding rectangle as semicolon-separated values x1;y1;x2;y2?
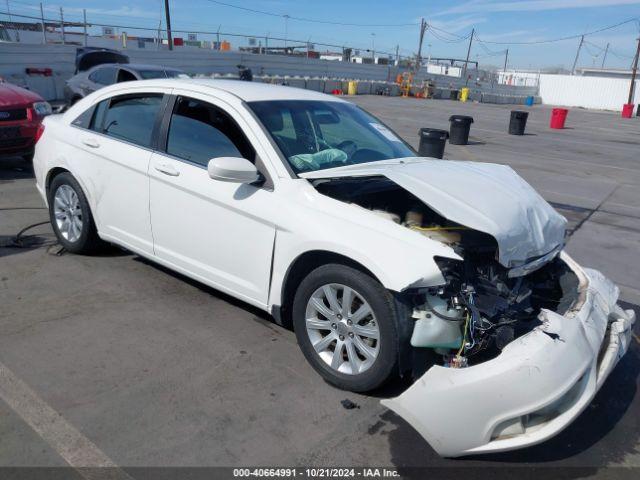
1;97;639;477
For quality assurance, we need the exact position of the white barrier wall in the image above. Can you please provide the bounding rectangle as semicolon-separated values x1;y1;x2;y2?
539;74;640;111
0;43;538;101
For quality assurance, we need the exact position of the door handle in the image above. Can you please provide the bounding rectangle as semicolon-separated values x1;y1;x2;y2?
154;163;180;177
82;138;100;148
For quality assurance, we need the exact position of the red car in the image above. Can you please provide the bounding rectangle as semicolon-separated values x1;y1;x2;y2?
0;81;51;162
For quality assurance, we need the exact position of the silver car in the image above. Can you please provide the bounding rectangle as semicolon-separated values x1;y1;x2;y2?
64;63;188;105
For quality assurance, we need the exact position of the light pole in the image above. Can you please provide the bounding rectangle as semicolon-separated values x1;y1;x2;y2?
371;33;376;64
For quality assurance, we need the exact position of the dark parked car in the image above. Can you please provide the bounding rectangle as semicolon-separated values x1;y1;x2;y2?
64;48;188;104
0;81;51;162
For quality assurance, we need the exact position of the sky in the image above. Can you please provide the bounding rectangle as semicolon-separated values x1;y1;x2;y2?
2;0;640;70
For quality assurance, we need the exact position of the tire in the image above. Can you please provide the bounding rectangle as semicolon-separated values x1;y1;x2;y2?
292;264;399;392
48;172;103;254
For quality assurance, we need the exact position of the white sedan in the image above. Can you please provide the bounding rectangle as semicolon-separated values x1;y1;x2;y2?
33;79;635;457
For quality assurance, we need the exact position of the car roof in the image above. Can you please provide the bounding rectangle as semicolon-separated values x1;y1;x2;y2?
126;63;184;71
115;78;349;103
91;63;183;72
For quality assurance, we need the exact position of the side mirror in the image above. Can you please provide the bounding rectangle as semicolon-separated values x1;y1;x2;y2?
207;157;261;184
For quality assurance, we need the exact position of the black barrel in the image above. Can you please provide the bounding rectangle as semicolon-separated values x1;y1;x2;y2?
448;115;474;145
418;128;449;159
449;89;459;100
509;110;529;135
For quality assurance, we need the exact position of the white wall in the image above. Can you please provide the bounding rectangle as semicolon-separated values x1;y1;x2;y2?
539;74;640;111
426;64;461;78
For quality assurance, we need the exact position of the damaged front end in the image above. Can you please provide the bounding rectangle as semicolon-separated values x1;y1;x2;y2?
382;256;634;457
305;160;635;457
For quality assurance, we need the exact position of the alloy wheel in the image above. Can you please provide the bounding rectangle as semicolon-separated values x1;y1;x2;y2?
53;184;83;243
305;283;380;375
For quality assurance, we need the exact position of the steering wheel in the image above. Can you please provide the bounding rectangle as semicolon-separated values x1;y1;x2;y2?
350;148;387;164
335;140;358;160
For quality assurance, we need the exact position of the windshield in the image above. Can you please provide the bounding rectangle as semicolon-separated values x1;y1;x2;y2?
138;69;188;79
249;100;415;173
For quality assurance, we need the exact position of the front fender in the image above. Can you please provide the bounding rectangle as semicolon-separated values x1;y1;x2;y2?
268;227;460;308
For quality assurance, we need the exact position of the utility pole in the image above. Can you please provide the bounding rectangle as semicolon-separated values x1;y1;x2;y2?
59;7;65;45
571;35;584;75
83;9;87;47
39;2;46;44
463;28;474;84
627;37;640;105
601;42;609;68
416;17;427;71
503;48;509;73
395;44;399;66
164;0;173;50
284;14;289;50
6;0;20;42
156;20;161;50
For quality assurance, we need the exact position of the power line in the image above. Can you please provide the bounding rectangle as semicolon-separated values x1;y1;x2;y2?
201;0;418;27
478;16;640;45
428;28;472;44
0;9;412;59
427;24;473;43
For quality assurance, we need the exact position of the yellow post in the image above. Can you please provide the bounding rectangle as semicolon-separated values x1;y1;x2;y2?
347;80;357;95
460;87;470;102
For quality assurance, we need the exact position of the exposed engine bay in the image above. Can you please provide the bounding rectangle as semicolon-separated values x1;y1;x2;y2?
313;175;579;367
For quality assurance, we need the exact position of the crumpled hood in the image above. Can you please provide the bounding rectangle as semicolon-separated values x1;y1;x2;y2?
301;158;567;268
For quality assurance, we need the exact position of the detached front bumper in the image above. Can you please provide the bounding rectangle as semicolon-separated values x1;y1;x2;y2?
382;254;635;457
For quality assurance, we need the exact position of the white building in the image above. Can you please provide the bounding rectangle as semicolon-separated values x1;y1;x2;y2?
497;70;540;87
576;68;635;79
425;63;462;78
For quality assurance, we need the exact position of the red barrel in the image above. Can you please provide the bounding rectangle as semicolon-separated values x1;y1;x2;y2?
622;103;634;118
550;108;569;129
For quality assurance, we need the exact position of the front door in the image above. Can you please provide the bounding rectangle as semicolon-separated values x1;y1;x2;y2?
149;94;277;307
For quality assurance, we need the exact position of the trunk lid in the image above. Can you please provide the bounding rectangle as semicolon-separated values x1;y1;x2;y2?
75;47;129;73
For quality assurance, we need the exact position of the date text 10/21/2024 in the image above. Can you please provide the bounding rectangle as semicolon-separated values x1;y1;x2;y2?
232;468;400;478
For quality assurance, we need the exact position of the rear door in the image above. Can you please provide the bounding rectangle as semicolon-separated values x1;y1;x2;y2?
148;93;277;306
70;89;167;254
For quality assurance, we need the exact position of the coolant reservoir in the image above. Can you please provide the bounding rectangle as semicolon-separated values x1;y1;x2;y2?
410;294;464;349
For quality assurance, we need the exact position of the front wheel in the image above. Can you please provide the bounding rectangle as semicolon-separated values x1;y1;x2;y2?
292;264;399;392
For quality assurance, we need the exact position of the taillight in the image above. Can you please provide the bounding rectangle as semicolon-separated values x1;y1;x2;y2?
34;123;45;143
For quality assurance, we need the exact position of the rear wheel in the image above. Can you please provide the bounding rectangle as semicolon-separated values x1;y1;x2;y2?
48;172;103;254
293;264;399;392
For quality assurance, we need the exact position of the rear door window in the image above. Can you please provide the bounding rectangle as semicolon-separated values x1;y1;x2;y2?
89;67;117;86
98;94;163;148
